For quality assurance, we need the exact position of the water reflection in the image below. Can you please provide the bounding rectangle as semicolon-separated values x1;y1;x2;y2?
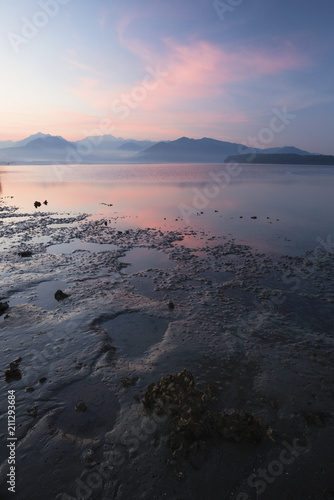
1;164;333;255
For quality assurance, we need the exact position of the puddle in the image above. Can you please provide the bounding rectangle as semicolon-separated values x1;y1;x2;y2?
102;313;169;359
35;280;70;310
9;280;69;311
47;239;118;254
30;235;52;245
127;274;164;300
55;378;120;439
200;270;235;283
119;247;175;274
47;223;78;228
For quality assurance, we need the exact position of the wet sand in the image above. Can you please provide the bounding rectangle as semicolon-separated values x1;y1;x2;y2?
0;196;334;500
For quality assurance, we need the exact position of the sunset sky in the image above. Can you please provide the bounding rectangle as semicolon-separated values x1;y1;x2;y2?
1;0;333;153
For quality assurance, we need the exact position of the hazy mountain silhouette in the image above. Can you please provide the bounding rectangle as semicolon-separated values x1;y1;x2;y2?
0;136;76;163
134;137;249;163
259;146;313;155
0;132;49;150
0;133;317;164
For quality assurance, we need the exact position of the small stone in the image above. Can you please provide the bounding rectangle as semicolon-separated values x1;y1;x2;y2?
43;200;48;205
121;377;137;387
54;290;69;301
75;401;87;412
25;387;35;393
5;358;22;382
27;407;37;417
18;251;32;258
168;302;175;310
39;377;47;384
270;399;277;409
83;449;94;462
251;216;257;219
266;426;276;442
0;301;9;316
34;201;41;208
305;412;326;428
5;368;22;382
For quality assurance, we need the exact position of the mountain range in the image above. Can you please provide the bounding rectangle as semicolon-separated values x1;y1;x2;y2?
0;133;321;165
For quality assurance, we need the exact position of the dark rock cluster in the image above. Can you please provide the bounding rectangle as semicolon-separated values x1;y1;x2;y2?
143;369;262;461
54;290;69;301
5;358;22;382
0;301;9;316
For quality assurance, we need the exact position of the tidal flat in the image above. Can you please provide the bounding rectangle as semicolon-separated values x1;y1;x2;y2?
0;164;333;499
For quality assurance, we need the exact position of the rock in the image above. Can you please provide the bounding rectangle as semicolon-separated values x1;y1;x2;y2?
54;290;69;301
305;412;326;428
83;449;95;462
266;426;276;442
142;369;263;462
251;216;257;219
39;377;47;384
121;377;138;387
75;401;87;412
27;407;37;418
43;200;48;205
5;368;22;382
34;201;41;208
25;387;35;393
215;409;263;444
270;399;277;409
5;358;22;382
168;301;175;310
0;301;9;316
18;251;32;258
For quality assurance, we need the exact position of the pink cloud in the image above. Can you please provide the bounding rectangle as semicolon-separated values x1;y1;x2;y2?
59;33;313;141
155;39;311;101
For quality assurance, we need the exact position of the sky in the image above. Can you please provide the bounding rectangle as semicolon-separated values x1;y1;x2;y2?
0;0;333;153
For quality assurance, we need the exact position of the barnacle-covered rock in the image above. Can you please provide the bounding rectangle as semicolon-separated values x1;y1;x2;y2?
142;369;263;463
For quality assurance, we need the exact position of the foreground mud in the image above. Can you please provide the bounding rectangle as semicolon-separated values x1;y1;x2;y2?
0;199;333;500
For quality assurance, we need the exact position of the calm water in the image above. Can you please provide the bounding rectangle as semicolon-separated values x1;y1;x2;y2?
1;163;333;255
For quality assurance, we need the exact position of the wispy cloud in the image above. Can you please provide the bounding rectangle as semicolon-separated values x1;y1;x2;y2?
63;56;103;77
